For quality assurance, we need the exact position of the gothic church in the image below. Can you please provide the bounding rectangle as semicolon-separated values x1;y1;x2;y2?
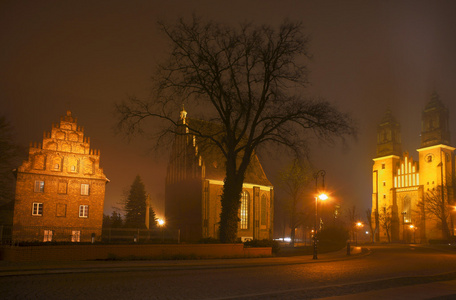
372;93;455;243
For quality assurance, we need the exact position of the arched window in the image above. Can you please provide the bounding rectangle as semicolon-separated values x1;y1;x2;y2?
240;191;249;230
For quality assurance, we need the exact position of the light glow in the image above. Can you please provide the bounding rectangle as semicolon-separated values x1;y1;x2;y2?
318;193;328;201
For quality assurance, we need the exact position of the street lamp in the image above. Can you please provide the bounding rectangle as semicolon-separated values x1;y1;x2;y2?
409;225;416;243
157;218;165;242
355;222;363;245
313;170;327;260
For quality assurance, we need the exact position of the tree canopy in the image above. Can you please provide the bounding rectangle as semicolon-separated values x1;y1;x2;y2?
116;16;356;242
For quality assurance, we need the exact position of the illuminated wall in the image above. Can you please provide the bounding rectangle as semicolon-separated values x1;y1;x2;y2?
12;111;109;242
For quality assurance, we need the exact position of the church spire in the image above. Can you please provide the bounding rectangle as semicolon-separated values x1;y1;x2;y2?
420;91;450;147
376;109;402;157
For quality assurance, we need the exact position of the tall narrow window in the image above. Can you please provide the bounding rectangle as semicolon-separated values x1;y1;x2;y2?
240;191;249;230
34;181;44;193
81;184;89;196
79;205;89;218
32;203;43;216
260;195;268;226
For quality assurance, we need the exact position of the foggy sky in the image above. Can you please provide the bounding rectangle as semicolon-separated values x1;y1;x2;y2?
1;0;456;223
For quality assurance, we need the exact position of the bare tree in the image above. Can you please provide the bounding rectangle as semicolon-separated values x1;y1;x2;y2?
278;158;313;246
0;116;22;205
346;205;358;242
379;206;392;243
421;187;452;240
366;208;374;242
116;16;356;242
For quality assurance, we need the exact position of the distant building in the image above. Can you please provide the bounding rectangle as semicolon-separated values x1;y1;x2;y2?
12;111;109;242
165;108;274;242
372;93;455;243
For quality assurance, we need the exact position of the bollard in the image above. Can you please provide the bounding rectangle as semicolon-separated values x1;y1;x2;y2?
347;242;351;256
134;234;137;243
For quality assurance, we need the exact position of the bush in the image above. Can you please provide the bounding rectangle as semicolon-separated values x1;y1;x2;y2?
244;239;280;254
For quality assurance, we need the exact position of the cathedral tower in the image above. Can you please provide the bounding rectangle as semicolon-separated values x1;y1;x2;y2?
372;109;402;242
420;91;451;148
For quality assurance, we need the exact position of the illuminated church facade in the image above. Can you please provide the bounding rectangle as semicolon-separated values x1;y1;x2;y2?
165;108;274;242
372;93;455;243
12;111;109;242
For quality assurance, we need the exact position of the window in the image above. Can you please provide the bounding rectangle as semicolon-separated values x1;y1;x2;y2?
260;195;268;226
383;181;386;186
32;203;43;216
34;181;44;193
382;164;385;169
79;205;89;218
71;230;80;242
54;163;60;170
44;230;53;242
240;191;249;230
71;165;76;172
383;195;386;199
81;184;89;196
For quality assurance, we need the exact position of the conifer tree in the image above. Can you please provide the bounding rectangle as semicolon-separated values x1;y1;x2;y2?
124;175;147;228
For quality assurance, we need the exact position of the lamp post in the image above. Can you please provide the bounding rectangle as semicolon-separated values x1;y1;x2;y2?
313;170;327;260
410;225;416;243
158;218;165;243
355;222;363;245
401;212;406;243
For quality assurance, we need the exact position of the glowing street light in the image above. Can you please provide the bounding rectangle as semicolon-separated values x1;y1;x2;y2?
313;170;327;260
157;218;165;242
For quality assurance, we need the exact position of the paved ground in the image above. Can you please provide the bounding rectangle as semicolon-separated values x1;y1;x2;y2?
1;245;456;299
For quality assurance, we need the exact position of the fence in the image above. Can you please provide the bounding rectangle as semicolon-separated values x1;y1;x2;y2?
0;225;180;244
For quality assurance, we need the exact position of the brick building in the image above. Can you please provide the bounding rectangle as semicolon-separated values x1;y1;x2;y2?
165;108;274;242
12;111;109;242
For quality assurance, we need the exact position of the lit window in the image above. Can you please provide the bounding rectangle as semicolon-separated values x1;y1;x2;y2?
34;181;44;193
71;230;80;242
32;203;43;216
44;230;53;242
240;191;249;230
79;205;89;218
81;184;90;196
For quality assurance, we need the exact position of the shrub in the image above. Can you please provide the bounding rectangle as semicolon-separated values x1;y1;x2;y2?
244;239;280;254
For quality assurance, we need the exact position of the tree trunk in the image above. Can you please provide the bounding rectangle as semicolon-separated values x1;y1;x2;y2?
219;151;245;243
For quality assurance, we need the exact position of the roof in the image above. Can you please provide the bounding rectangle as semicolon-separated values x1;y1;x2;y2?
186;118;272;187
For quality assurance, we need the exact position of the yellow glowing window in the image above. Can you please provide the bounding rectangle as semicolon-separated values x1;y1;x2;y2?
394;177;397;188
240;191;249;230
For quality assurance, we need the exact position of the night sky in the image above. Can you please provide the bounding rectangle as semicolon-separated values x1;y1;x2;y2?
2;1;456;225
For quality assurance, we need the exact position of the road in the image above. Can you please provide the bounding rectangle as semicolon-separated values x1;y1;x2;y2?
1;244;456;299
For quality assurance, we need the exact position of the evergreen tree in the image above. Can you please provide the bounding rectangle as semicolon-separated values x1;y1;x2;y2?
148;205;157;229
124;175;147;228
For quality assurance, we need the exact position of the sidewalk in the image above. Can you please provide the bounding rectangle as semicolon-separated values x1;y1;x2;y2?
0;246;366;277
